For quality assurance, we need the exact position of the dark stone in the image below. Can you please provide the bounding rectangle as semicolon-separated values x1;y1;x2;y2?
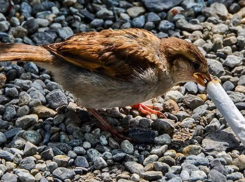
151;119;175;136
23;18;39;35
32;32;57;45
81;8;95;21
202;129;240;155
52;167;75;180
46;89;68;109
0;0;9;14
132;15;145;28
33;2;56;13
20;2;32;18
4;127;22;139
128;127;157;143
141;0;183;12
235;102;245;110
158;20;174;32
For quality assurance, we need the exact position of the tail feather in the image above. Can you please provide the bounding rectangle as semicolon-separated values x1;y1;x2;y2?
0;43;55;62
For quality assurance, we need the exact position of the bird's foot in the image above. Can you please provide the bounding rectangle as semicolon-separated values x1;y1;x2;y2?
131;103;167;118
87;108;131;141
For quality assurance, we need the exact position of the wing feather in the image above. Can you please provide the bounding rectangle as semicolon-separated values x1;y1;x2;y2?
42;28;166;80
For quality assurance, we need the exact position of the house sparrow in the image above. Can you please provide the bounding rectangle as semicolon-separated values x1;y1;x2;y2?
0;28;211;138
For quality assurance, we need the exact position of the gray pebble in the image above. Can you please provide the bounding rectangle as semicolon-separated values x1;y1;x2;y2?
120;140;134;154
52;167;75;181
132;15;145;28
46;89;68;109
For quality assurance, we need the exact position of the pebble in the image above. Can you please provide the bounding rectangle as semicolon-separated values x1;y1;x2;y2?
183;94;204;110
151;119;175;135
32;105;56;118
93;157;108;169
16;169;35;182
74;156;89;168
120;140;134;154
224;55;243;68
22;130;42;145
23;141;38;156
46;89;68;109
15;114;38;129
19;157;36;171
53;155;70;167
125;161;145;174
57;27;74;40
140;171;163;181
127;7;145;18
132;15;145;28
0;132;7;144
165;91;183;102
52;167;75;180
154;134;171;145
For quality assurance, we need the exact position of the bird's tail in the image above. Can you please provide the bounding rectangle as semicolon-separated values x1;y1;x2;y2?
0;43;55;63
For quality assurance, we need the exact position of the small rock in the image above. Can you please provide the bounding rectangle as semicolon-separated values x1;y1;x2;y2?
57;27;74;40
121;140;134;154
1;173;18;182
151;119;175;135
140;171;163;181
22;130;42;145
189;170;207;181
74;156;89;168
0;150;14;161
0;132;6;144
90;19;104;28
132;15;145;28
125;161;145;174
182;145;202;156
16;170;35;182
52;167;75;181
32;105;57;118
127;7;145;18
224;55;242;68
238;75;245;86
19;157;36;171
15;114;38;129
3;105;16;121
24;141;38;156
176;19;203;32
46;89;68;109
158;20;174;32
154;134;171;145
183;94;204;110
184;82;198;94
143;154;159;165
93;157;107;169
141;0;183;12
53;155;70;167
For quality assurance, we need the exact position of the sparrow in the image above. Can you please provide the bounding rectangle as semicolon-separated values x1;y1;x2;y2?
0;28;211;138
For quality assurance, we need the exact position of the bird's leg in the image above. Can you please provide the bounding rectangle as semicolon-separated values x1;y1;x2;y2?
87;108;131;140
7;0;13;14
131;103;167;118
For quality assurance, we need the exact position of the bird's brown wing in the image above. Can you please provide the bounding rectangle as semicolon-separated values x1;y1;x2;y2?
42;28;166;80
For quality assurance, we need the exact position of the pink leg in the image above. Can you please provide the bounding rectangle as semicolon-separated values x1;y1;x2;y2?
131;103;167;118
87;108;131;140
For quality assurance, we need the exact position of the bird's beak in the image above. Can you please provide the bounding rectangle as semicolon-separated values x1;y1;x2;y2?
193;72;212;87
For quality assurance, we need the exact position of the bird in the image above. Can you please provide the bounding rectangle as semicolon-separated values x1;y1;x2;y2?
0;28;211;139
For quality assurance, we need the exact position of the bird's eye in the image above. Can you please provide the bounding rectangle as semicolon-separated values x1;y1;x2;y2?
193;63;200;70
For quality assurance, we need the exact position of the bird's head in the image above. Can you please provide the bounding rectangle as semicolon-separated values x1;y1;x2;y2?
161;37;211;86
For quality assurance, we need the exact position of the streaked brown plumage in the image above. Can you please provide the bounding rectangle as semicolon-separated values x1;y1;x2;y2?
0;28;211;109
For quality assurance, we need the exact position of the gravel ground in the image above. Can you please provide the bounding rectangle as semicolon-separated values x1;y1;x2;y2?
0;0;245;181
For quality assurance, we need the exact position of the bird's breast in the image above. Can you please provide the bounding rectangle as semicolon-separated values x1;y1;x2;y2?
36;60;173;109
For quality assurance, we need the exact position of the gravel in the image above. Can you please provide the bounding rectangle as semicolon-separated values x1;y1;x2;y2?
0;0;244;181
